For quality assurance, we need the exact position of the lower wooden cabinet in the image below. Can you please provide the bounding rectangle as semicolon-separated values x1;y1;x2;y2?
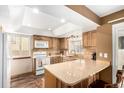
45;71;100;88
50;56;63;64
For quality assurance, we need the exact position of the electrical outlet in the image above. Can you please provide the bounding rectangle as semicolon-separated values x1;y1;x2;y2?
99;52;103;57
104;53;108;58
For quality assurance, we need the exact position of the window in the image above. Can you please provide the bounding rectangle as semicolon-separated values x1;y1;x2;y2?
69;40;82;54
8;34;31;58
119;36;124;49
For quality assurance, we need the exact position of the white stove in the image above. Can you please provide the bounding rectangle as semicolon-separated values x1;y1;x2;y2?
33;52;50;75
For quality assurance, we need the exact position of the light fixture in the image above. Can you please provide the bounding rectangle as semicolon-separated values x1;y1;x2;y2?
33;8;39;14
60;18;66;23
27;24;31;27
67;35;79;39
48;28;52;31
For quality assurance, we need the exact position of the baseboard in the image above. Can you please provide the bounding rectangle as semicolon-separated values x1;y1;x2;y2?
11;72;33;79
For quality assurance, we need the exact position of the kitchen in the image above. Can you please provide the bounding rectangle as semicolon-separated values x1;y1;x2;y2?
0;5;124;88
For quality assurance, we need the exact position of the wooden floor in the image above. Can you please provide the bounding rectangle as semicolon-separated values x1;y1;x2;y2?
11;74;44;88
11;73;111;88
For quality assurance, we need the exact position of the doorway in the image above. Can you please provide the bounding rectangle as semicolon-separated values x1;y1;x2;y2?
112;22;124;85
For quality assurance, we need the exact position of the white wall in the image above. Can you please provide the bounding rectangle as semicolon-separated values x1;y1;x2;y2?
11;58;32;76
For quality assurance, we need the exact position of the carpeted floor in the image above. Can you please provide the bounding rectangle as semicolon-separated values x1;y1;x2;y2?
11;74;44;88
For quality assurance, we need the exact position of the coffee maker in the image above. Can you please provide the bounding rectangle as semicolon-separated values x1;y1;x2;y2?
92;52;96;60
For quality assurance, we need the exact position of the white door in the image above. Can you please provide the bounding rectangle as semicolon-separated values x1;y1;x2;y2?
112;22;124;84
0;32;3;88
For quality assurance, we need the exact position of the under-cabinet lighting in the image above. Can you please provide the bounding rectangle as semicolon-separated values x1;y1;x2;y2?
108;17;124;23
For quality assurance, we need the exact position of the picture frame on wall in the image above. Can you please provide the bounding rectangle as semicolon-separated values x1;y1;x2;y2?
35;40;49;48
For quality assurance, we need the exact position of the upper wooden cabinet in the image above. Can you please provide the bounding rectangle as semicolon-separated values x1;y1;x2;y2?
83;30;96;48
52;38;60;50
59;38;68;50
91;31;97;47
83;32;89;47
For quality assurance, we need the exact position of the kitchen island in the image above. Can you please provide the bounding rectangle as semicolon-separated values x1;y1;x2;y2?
44;59;110;88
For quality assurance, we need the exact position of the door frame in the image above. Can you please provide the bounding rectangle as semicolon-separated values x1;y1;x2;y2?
0;32;3;88
112;22;124;84
3;32;11;88
0;32;10;88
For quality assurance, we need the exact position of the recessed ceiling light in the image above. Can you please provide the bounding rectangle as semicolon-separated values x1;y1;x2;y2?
33;8;39;14
48;28;52;31
27;24;31;27
60;18;66;23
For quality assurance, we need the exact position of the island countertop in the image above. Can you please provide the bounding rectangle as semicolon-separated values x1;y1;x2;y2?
44;59;110;86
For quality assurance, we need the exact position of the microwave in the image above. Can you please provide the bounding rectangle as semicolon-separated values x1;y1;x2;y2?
35;40;49;48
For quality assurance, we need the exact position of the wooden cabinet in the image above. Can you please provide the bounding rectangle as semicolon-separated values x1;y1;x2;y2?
83;31;96;48
50;56;62;64
59;38;68;50
83;32;89;47
52;38;60;50
91;31;96;47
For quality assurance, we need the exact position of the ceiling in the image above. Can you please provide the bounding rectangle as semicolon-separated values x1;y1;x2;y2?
86;5;124;17
0;5;99;37
1;5;123;37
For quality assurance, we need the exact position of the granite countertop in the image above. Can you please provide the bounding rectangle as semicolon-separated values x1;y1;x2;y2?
47;55;75;58
45;59;110;86
47;55;62;57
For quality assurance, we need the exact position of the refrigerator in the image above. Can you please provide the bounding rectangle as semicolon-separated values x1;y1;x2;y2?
0;32;10;88
0;32;3;88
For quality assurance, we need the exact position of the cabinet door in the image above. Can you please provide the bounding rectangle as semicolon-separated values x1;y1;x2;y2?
52;38;56;50
83;32;88;47
50;57;54;64
87;32;91;47
91;31;96;47
60;38;68;49
52;38;60;50
49;38;53;49
56;39;60;50
64;38;68;49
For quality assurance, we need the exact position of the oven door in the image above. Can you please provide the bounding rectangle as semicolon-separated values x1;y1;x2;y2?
35;55;46;75
35;58;46;70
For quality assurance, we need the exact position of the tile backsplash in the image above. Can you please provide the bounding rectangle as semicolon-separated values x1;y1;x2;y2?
83;49;96;60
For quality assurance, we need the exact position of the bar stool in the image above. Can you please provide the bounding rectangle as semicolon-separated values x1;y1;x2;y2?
122;65;124;71
105;70;124;88
87;74;97;88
